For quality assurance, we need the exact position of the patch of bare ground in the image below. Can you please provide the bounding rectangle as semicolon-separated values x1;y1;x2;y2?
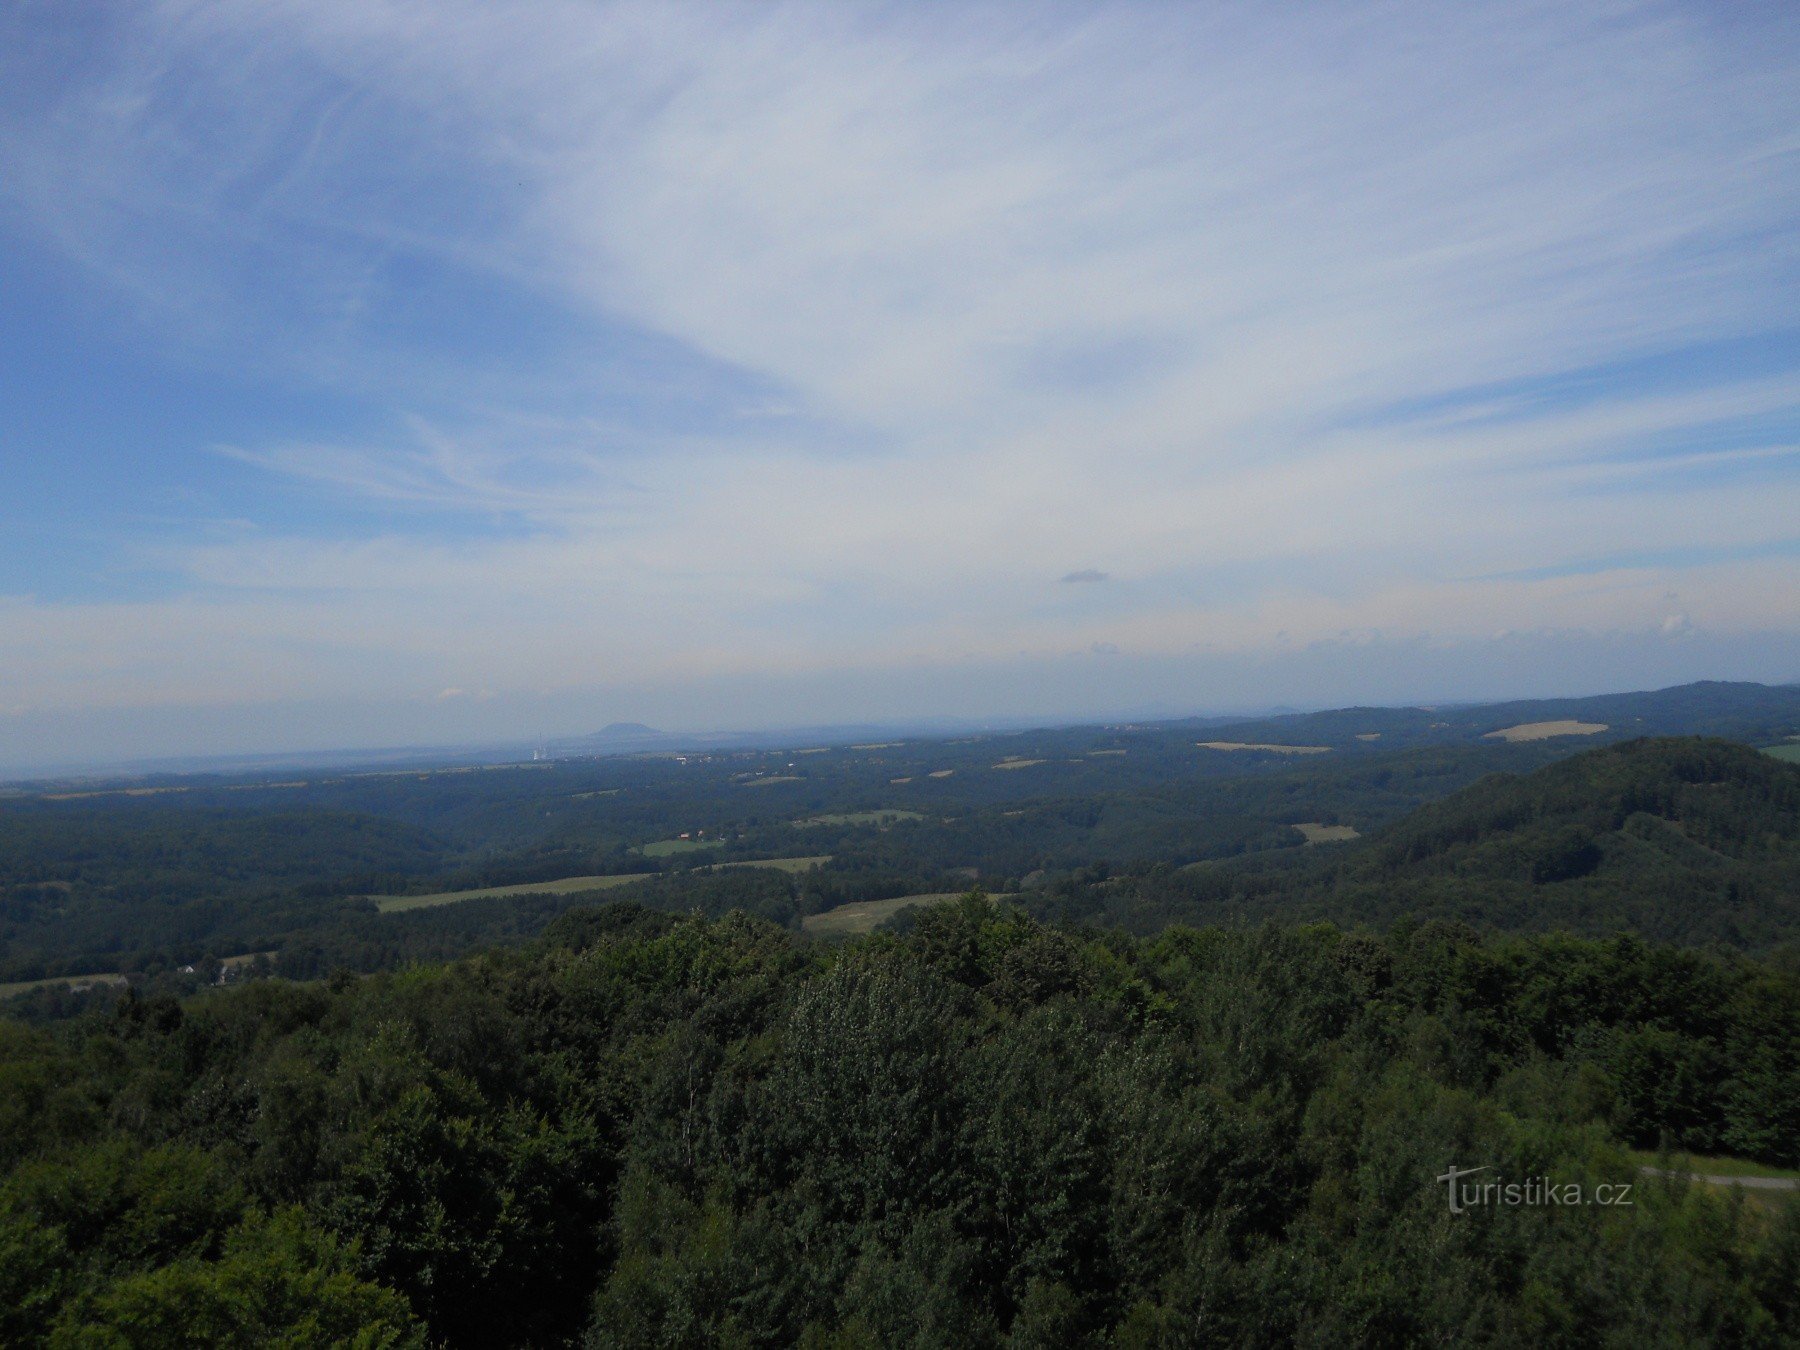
1483;720;1608;742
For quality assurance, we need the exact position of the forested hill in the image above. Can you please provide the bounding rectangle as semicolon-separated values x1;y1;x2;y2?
1110;738;1800;947
1365;737;1800;880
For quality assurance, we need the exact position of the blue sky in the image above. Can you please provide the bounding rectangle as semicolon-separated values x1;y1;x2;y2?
2;0;1799;769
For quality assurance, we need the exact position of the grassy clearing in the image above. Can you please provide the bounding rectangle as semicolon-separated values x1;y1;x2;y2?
1483;720;1609;742
1629;1150;1800;1181
641;838;718;857
1763;744;1800;764
702;855;831;875
804;895;948;938
374;874;645;913
804;891;1017;939
1;947;283;999
0;972;130;999
1293;822;1360;844
797;810;924;827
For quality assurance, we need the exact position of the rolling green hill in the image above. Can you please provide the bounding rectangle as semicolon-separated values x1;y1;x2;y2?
1097;738;1800;948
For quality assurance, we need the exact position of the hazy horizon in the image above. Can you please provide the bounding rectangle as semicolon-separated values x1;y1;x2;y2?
10;661;1799;782
5;2;1799;768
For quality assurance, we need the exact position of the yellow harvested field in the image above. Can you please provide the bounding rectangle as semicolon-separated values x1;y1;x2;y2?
374;874;644;913
1293;822;1360;844
742;775;802;787
993;758;1046;769
1483;720;1609;742
1197;742;1331;754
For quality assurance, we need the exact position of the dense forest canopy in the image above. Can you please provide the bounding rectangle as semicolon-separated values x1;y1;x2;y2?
3;900;1798;1346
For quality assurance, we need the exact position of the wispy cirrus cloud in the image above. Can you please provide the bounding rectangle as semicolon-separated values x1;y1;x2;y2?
1;0;1798;764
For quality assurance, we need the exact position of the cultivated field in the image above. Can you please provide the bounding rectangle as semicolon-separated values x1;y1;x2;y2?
1292;822;1360;844
373;874;645;913
993;758;1046;769
1483;720;1608;742
1197;742;1331;754
741;775;802;787
804;891;1016;937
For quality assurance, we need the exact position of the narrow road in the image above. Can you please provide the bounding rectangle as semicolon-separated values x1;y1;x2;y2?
1639;1166;1799;1191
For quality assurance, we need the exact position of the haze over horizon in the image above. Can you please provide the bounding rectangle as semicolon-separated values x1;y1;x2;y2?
5;1;1800;767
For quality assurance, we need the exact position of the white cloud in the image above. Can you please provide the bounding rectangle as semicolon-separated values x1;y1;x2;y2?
1;0;1798;759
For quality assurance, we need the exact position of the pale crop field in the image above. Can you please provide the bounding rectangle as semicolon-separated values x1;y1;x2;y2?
373;874;644;913
1293;822;1360;844
1197;742;1331;754
803;892;1013;938
1482;721;1608;742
